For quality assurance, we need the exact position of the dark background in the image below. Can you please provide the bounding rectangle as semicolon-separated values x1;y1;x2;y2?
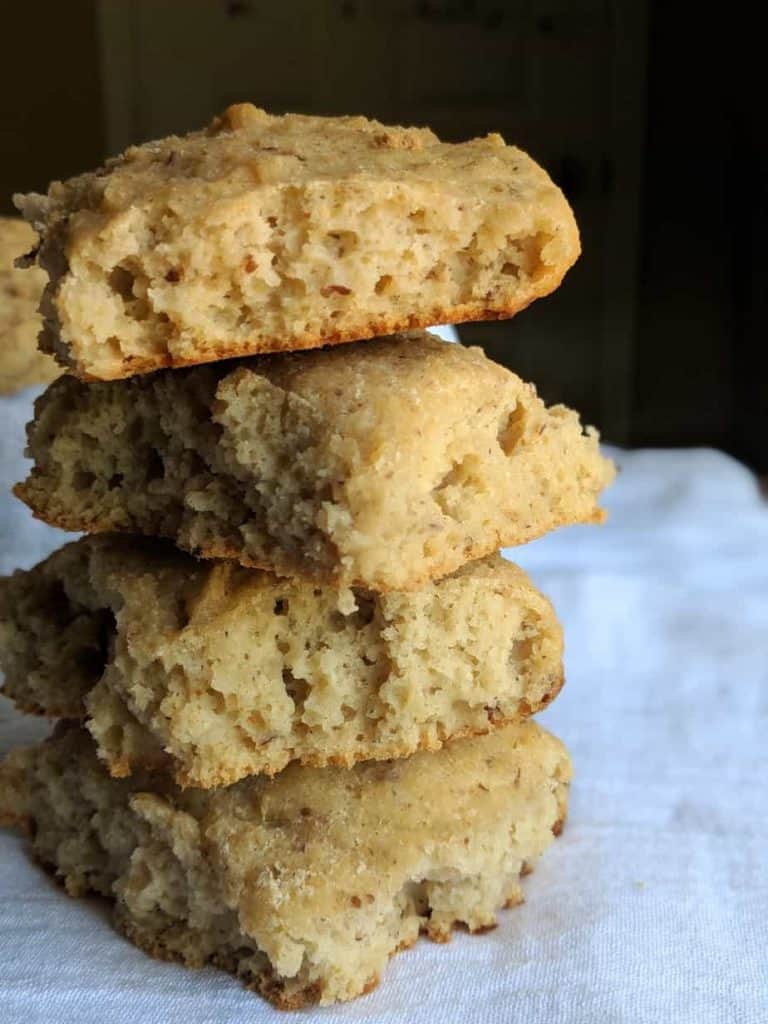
1;1;764;466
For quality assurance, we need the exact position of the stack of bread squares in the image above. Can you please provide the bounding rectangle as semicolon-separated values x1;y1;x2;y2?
0;105;614;1007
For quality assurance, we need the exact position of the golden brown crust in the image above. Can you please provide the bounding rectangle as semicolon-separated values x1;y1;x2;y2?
16;483;604;593
0;808;31;832
3;670;563;791
129;697;562;789
21;104;579;381
2;722;570;1007
191;515;606;593
63;287;553;382
116;876;531;1009
16;332;613;592
2;636;562;791
1;537;564;788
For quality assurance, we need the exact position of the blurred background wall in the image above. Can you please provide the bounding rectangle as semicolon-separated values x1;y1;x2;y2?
1;1;763;466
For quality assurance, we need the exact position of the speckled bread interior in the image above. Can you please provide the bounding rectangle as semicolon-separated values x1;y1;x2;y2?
0;536;564;787
16;103;579;380
16;331;614;591
0;720;571;1008
0;217;60;394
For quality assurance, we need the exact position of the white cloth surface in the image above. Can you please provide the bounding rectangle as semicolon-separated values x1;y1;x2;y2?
0;385;766;1023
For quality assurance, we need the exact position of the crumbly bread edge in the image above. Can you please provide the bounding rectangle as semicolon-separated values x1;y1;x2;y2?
51;285;570;381
13;480;604;591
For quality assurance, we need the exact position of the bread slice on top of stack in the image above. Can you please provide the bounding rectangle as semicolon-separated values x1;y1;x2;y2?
18;331;610;589
17;103;580;379
1;104;613;1008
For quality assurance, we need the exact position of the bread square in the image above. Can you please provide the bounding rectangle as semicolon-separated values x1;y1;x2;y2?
16;332;613;591
16;104;579;380
0;535;563;787
0;721;570;1007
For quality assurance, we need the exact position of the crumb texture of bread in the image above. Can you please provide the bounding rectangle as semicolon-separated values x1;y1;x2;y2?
17;332;614;590
0;722;571;1006
15;104;579;380
0;217;60;394
0;536;563;786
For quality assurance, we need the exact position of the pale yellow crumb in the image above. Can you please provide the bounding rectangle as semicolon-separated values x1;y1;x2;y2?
0;721;571;1007
17;331;614;591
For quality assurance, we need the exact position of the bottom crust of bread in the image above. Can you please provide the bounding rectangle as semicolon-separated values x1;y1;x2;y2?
0;721;570;1006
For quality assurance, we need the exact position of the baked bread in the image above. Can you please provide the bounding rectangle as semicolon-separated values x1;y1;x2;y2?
16;332;614;591
15;103;579;380
0;721;570;1007
0;217;59;394
0;535;563;787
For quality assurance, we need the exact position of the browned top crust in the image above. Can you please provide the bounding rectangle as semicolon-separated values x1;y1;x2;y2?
15;104;579;380
16;332;614;591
